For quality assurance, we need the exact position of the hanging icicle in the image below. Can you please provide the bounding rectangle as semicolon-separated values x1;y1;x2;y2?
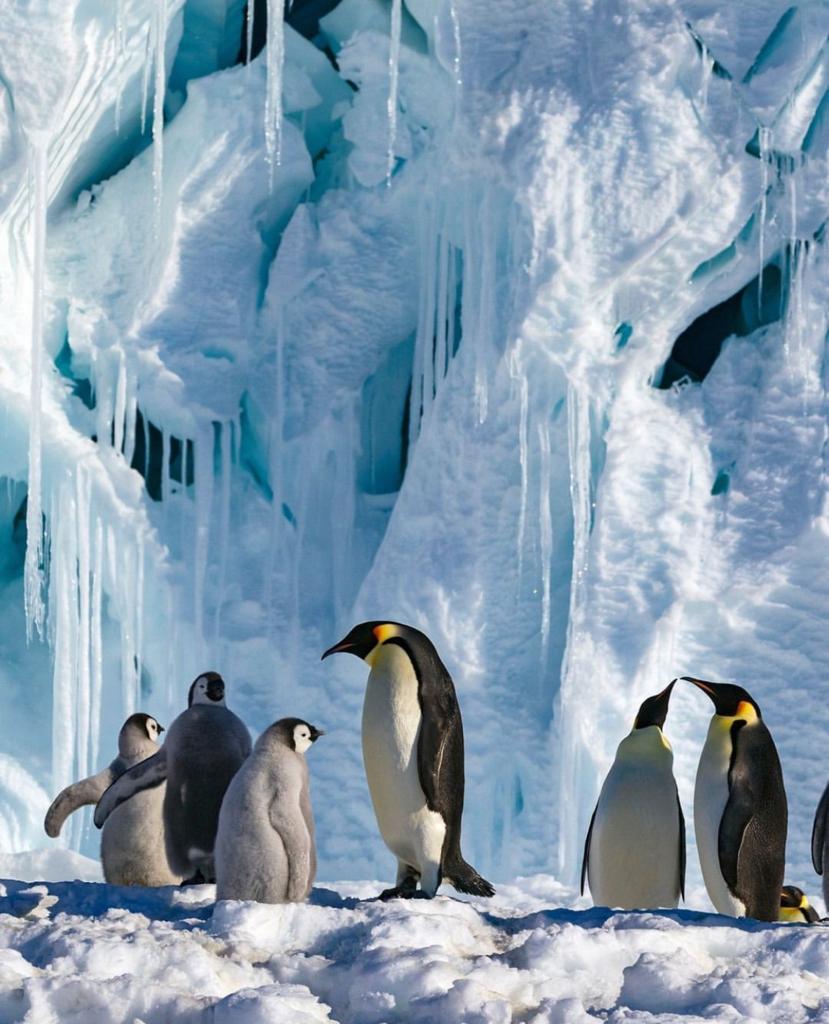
24;132;49;642
757;125;772;316
115;0;127;133
265;0;286;183
152;0;167;236
245;0;255;65
386;0;403;186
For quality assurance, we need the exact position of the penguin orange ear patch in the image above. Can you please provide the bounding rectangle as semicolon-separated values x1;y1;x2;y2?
373;624;397;644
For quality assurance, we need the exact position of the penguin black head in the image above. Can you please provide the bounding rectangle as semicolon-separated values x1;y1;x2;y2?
633;680;676;730
322;621;412;665
272;717;324;754
780;885;820;923
119;713;164;757
682;677;761;720
188;671;226;707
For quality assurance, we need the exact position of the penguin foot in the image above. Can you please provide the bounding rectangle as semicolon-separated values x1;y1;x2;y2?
378;876;424;901
181;870;209;886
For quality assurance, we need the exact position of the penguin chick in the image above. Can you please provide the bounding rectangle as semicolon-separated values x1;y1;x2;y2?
323;620;494;900
94;673;252;883
779;885;820;924
215;718;323;904
687;676;787;922
581;681;685;909
45;713;180;887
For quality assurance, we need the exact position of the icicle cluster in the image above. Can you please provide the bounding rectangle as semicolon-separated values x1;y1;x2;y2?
265;0;286;181
386;0;403;186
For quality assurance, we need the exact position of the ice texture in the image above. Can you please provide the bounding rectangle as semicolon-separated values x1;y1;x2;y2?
0;0;829;915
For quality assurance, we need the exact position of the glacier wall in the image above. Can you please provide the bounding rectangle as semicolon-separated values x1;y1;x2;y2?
1;0;829;895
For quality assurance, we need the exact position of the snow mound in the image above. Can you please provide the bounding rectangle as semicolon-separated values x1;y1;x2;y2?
0;876;826;1022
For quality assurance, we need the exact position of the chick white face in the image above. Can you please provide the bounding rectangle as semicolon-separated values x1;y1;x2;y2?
145;717;163;742
292;723;324;754
190;674;226;706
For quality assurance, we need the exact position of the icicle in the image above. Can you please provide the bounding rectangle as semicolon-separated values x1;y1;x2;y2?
140;18;152;136
90;518;104;771
52;480;81;846
448;0;462;90
556;384;592;881
386;0;403;186
447;244;458;362
538;420;552;676
135;532;145;695
516;367;529;578
119;540;138;716
245;0;255;64
214;423;232;643
434;235;450;393
193;425;214;649
74;467;92;790
115;0;127;133
418;201;439;425
113;350;127;454
124;379;138;466
699;41;712;112
757;125;772;315
24;132;48;642
152;0;167;237
475;189;495;424
160;428;170;503
265;0;286;182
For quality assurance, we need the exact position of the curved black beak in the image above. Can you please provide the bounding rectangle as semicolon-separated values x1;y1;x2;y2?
157;723;165;733
309;726;325;741
321;641;354;660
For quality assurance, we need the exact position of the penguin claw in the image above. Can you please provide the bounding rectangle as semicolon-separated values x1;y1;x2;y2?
378;883;429;901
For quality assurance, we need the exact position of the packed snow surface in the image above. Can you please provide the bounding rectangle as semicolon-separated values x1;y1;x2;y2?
0;870;825;1023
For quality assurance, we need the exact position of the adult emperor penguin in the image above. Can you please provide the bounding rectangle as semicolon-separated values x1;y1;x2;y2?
581;681;685;909
778;885;820;924
45;713;181;887
215;718;323;904
322;620;494;900
810;779;829;909
94;672;252;883
686;676;787;921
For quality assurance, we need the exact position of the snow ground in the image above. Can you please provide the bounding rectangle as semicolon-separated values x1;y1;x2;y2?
0;864;825;1023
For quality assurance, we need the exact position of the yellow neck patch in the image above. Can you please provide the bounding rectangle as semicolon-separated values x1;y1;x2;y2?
365;623;400;666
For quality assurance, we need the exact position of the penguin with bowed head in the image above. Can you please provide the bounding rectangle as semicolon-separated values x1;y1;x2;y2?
94;672;252;883
215;718;323;903
45;713;181;887
686;676;786;922
810;776;829;910
778;885;820;924
581;680;685;909
322;620;494;900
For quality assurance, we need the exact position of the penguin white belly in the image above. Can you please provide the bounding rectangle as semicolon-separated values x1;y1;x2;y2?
588;744;680;909
362;646;446;872
694;722;746;917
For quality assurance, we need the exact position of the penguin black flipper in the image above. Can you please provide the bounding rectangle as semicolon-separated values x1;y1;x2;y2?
676;789;686;900
581;804;597;896
812;782;829;874
93;749;168;829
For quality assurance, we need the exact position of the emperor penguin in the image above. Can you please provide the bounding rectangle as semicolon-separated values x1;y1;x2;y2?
686;676;787;921
45;713;181;887
215;718;323;904
581;681;685;909
322;620;494;900
810;779;829;909
779;885;820;924
94;672;252;883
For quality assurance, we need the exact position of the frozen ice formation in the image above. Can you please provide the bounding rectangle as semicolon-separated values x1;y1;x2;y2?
0;0;828;905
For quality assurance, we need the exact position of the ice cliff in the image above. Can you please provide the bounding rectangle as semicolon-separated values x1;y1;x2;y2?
1;0;828;898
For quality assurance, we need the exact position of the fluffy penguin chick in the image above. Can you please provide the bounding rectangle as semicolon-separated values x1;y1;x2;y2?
323;621;494;900
94;673;252;882
582;681;685;909
779;885;820;924
45;713;181;887
687;676;787;922
215;718;323;903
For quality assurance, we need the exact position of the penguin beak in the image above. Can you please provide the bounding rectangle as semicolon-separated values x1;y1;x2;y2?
157;723;165;734
633;679;676;730
207;678;225;702
321;641;355;660
309;726;325;742
682;676;717;698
